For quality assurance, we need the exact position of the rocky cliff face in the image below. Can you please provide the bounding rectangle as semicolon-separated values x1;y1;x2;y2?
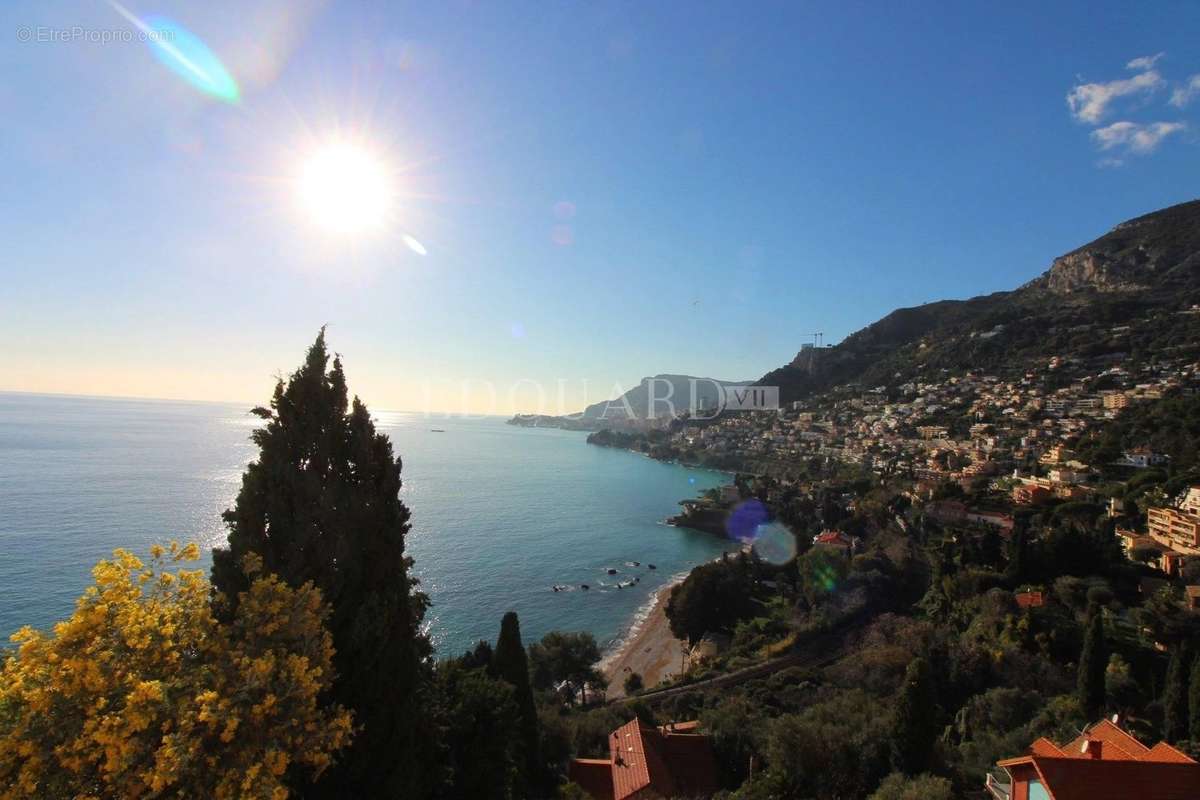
759;198;1200;403
1028;199;1200;295
1039;249;1151;294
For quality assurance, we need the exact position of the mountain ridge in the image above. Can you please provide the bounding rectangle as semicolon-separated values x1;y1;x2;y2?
760;199;1200;404
508;373;749;430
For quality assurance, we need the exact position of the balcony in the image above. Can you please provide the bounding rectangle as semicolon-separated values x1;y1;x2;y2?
985;772;1011;800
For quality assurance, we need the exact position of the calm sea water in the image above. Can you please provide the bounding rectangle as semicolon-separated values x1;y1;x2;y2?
0;392;731;656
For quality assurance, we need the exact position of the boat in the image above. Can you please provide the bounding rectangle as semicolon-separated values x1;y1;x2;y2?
430;428;446;433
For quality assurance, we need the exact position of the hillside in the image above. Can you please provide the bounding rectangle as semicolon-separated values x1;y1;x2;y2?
510;374;745;430
762;199;1200;404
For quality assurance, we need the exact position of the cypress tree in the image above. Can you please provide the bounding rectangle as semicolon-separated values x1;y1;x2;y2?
492;611;541;796
1077;608;1107;721
891;657;938;775
1189;653;1200;743
211;330;433;798
1005;526;1029;584
1164;646;1190;743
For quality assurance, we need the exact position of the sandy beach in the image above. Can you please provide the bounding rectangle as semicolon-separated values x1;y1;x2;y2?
601;579;689;699
602;545;751;699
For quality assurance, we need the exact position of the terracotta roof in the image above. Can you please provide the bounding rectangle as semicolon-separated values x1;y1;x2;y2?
814;531;853;546
997;719;1200;800
609;719;677;800
572;719;718;800
1016;590;1045;608
1146;742;1198;764
1061;719;1150;760
1029;737;1066;757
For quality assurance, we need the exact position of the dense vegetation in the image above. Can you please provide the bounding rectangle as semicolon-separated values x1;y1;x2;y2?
0;545;352;798
210;332;433;798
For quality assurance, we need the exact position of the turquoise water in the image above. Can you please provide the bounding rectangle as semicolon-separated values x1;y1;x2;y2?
0;392;732;656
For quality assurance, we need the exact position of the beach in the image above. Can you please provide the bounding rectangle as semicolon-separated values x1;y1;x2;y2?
601;578;689;699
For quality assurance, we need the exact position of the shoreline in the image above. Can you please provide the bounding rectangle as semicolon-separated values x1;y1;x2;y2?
601;574;689;699
600;545;747;699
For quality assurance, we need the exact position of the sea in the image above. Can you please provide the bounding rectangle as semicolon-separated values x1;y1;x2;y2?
0;392;733;657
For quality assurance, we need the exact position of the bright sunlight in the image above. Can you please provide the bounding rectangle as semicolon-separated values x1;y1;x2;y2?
296;142;392;235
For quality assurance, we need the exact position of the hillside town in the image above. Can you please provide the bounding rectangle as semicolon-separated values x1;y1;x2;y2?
675;356;1190;483
635;350;1197;548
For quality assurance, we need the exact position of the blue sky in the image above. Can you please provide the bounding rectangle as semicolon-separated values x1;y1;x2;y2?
1;0;1197;414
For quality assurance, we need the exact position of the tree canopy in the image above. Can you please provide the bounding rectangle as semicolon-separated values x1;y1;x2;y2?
528;631;603;705
0;545;351;799
666;555;759;644
491;612;542;795
210;330;432;797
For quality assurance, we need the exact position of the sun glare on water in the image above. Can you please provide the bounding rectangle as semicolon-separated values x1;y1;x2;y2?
297;143;392;236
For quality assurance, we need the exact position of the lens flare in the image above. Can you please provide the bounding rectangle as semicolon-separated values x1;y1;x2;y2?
726;499;769;542
109;2;239;103
402;234;427;256
750;521;798;565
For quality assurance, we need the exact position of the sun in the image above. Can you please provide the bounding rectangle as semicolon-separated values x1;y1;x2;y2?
296;142;392;235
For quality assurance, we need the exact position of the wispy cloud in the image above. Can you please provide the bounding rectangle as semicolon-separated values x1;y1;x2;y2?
1067;69;1164;123
1126;52;1165;71
1170;74;1200;108
1090;121;1186;155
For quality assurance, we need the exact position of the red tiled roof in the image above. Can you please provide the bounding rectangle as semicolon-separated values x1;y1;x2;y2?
609;719;676;800
1029;737;1066;757
1016;590;1045;608
998;719;1200;800
571;719;719;800
1145;742;1198;764
1061;719;1150;760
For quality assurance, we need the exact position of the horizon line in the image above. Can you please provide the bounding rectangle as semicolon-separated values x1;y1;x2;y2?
0;388;516;419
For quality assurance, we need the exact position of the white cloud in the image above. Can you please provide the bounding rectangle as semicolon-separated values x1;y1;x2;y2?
1126;52;1165;71
1090;121;1186;155
1067;69;1165;123
1170;74;1200;108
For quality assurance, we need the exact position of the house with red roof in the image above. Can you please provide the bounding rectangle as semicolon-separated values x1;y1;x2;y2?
812;529;858;554
988;718;1200;800
568;718;719;800
1014;590;1045;609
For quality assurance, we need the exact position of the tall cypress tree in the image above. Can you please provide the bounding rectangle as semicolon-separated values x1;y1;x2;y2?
1077;608;1107;721
492;611;542;796
1188;653;1200;743
891;657;938;775
211;331;433;798
1005;526;1030;584
1163;646;1190;743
